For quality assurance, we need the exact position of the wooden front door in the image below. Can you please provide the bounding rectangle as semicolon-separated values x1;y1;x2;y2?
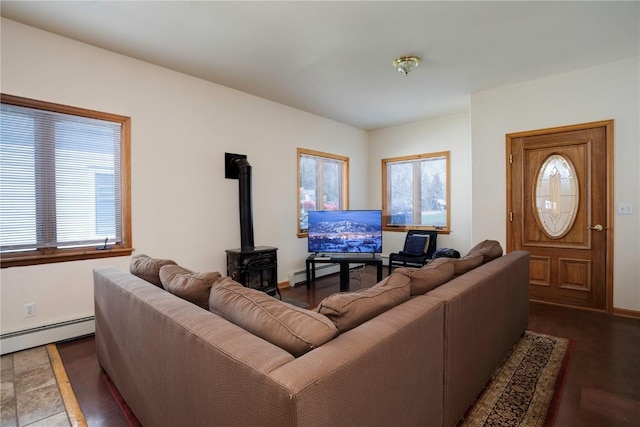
507;121;613;311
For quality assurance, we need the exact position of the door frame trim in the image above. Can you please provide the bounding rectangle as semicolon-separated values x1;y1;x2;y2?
506;120;614;312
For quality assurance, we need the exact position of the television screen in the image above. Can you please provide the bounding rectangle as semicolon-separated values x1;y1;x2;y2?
308;210;382;254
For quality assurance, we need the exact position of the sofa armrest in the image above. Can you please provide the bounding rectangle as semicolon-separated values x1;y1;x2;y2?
94;267;297;427
427;250;530;427
268;295;445;427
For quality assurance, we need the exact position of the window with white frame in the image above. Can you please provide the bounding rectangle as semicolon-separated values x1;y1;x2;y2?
297;148;349;236
0;94;132;267
382;151;450;232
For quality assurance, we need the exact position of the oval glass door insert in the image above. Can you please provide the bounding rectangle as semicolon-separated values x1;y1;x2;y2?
535;154;579;237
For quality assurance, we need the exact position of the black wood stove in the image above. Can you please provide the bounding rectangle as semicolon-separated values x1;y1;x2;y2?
225;153;280;298
225;246;278;297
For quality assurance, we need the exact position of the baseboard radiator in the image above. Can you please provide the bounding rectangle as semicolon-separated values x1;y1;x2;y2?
287;263;341;287
0;316;95;355
287;255;390;287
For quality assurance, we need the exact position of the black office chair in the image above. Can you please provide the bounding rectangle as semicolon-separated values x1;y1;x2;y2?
388;230;438;275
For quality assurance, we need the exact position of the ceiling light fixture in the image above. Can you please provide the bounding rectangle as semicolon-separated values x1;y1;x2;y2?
392;56;421;75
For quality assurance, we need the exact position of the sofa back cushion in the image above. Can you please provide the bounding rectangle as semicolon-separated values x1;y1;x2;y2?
159;265;221;309
467;240;503;263
396;257;455;296
209;278;337;357
316;272;411;333
452;253;484;276
129;254;177;287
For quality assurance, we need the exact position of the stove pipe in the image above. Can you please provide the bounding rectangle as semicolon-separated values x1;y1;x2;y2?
233;157;255;251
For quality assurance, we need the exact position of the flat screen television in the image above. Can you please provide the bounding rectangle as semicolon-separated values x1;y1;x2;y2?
308;210;382;254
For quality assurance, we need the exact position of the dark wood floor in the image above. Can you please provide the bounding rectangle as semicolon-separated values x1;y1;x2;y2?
57;266;640;426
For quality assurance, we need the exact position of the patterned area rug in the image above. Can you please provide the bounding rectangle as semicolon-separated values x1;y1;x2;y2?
458;330;574;427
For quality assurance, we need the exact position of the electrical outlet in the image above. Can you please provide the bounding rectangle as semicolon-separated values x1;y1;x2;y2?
617;202;633;215
24;303;36;318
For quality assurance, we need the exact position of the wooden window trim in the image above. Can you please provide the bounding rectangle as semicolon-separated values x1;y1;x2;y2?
382;151;451;233
297;148;349;237
0;94;133;268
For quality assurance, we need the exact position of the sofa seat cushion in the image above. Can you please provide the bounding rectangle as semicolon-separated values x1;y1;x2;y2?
396;257;455;296
209;278;337;357
467;240;504;263
129;254;177;287
316;272;411;333
159;265;222;309
452;253;484;276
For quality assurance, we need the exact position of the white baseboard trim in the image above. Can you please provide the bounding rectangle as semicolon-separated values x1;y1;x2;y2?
0;316;95;355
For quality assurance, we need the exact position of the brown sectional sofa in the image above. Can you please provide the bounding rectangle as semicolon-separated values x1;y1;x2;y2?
93;248;529;426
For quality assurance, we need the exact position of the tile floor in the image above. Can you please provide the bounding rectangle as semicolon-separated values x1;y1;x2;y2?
1;346;71;427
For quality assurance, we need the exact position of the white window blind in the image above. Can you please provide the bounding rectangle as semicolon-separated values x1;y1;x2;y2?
0;102;123;253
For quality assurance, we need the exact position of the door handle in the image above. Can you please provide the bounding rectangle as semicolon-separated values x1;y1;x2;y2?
587;224;604;232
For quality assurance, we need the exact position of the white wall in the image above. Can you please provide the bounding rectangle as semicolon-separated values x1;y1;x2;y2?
368;112;472;255
0;19;369;339
470;57;640;311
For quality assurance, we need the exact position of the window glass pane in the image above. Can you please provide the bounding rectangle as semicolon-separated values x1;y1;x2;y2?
0;111;36;248
535;154;578;237
55;119;119;245
388;162;413;225
420;157;447;227
95;173;116;236
322;159;341;210
299;154;317;230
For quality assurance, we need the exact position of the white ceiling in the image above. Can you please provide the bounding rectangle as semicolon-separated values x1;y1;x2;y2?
1;1;638;130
